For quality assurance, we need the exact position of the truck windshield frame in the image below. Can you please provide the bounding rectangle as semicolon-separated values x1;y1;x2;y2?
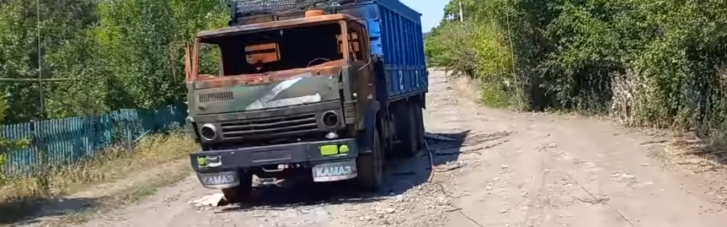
189;19;353;80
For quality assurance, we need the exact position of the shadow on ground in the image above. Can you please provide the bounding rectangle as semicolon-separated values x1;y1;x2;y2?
671;136;727;171
217;130;471;213
0;196;101;226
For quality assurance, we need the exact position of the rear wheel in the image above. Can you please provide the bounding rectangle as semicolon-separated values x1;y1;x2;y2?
221;171;253;204
356;127;383;191
394;103;418;156
404;105;419;155
412;102;425;152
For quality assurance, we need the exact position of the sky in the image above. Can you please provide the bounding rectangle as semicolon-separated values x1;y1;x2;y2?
399;0;449;32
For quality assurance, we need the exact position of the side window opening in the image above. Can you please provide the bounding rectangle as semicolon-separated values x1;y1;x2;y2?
198;43;223;76
338;23;365;61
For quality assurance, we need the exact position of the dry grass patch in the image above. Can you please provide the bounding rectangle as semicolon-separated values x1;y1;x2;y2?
52;163;192;227
0;129;198;224
645;132;727;206
649;133;727;173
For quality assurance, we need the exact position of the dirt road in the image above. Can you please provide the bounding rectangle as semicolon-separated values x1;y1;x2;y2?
80;70;727;227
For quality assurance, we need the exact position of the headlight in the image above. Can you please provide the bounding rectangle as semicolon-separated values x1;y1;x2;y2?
200;123;217;140
321;111;339;128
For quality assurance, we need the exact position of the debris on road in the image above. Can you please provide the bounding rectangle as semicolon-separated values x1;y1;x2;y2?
55;70;727;227
188;193;227;207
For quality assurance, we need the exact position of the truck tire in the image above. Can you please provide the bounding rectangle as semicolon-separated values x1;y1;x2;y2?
221;171;253;204
394;103;418;156
404;104;419;155
413;102;425;152
356;127;383;191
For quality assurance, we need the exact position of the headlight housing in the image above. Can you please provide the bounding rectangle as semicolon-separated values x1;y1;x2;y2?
199;123;217;141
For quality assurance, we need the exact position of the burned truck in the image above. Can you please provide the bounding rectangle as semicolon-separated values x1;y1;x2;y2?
185;0;428;202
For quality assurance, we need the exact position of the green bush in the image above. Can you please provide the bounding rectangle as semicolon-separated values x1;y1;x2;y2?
426;0;727;135
425;19;524;109
0;0;229;122
0;96;30;183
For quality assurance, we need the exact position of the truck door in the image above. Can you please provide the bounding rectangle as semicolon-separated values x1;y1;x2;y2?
343;21;375;131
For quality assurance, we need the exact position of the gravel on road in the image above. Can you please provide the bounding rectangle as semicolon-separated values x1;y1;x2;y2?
33;70;727;227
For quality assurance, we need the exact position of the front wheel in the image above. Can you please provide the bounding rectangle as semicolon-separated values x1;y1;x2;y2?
356;127;384;191
221;171;253;204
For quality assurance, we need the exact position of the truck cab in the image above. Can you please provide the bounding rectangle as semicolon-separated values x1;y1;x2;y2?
186;0;428;203
186;10;385;202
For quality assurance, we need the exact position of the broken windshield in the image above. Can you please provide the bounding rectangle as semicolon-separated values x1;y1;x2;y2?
197;22;345;77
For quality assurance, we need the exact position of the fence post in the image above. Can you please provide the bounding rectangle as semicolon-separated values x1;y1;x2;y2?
31;120;50;195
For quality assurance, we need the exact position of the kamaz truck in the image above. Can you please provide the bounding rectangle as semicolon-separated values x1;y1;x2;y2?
184;0;428;203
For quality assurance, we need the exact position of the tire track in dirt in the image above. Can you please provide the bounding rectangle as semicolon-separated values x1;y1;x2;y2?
442;74;727;227
74;70;488;227
21;69;727;227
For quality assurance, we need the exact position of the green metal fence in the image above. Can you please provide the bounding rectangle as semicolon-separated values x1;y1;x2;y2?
0;103;188;177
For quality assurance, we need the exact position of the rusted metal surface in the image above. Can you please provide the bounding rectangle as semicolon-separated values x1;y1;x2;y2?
244;43;281;69
184;44;193;81
196;14;356;39
192;59;345;89
184;11;360;142
305;9;325;17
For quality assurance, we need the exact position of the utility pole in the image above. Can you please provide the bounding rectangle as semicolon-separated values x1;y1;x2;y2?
35;0;50;195
37;0;43;120
459;1;464;22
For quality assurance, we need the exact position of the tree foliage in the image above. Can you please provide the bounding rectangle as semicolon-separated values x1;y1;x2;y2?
426;0;727;134
0;95;30;178
0;0;229;122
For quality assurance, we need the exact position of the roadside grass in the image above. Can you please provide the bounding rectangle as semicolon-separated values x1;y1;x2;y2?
54;162;192;226
0;129;198;224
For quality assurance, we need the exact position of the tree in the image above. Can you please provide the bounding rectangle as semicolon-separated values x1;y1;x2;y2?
426;0;727;134
0;95;30;182
0;0;230;122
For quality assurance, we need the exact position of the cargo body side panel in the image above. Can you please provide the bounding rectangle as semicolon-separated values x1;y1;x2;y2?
337;1;428;102
360;1;427;101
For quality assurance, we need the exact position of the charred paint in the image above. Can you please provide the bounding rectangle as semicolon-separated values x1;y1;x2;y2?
191;59;345;89
184;11;364;141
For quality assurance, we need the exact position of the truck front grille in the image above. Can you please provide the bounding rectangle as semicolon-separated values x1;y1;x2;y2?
199;92;233;103
220;113;318;139
343;100;356;124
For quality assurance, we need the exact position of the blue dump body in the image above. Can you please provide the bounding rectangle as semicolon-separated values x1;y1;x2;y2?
231;0;428;102
336;0;428;101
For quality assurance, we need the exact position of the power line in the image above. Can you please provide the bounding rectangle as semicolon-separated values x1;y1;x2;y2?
0;78;78;82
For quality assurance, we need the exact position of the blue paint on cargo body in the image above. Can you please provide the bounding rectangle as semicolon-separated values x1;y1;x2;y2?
335;0;429;101
332;0;428;152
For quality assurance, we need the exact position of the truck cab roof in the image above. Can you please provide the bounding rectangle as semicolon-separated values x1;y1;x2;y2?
196;13;357;40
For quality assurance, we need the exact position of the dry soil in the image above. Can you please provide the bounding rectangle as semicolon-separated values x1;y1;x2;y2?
20;69;727;227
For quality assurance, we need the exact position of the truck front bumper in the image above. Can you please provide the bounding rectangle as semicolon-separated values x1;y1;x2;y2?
190;139;360;189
